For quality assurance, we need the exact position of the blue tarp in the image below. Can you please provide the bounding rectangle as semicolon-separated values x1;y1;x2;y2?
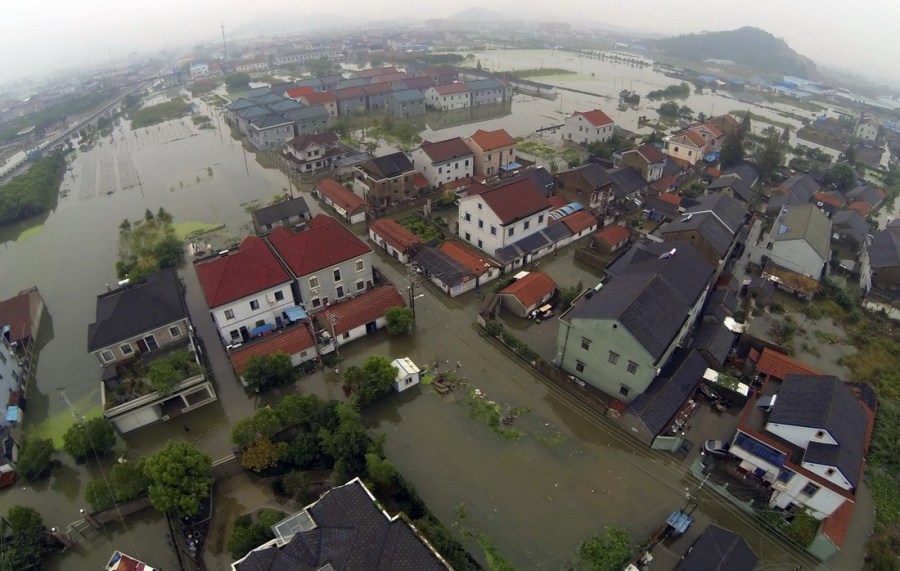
500;162;522;172
251;323;275;337
704;152;720;163
6;406;19;423
666;510;693;534
284;306;308;322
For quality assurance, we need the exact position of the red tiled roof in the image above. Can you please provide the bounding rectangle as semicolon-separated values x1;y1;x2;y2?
594;224;630;245
285;86;314;99
754;347;820;381
432;83;470;95
352;66;398;78
697;122;724;138
467;178;549;225
847;201;873;216
500;272;557;309
412;172;428;189
682;130;707;147
195;236;291;308
369;219;420;252
706;166;721;177
636;144;665;163
657;192;681;206
547;196;569;209
316;178;367;213
334;86;366;99
369;72;409;84
401;77;435;90
439;241;498;277
418;137;473;163
573;109;614;127
323;286;405;336
814;192;844;208
362;83;392;96
301;91;336;105
560;210;597;234
0;288;37;344
820;499;854;548
229;325;315;376
468;129;516;151
267;214;372;278
650;174;678;193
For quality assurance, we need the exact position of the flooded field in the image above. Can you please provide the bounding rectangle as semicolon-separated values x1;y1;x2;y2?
0;53;868;570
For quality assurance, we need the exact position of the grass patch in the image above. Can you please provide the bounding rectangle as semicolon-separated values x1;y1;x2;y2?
173;221;224;240
517;139;559;159
129;98;192;128
467;389;528;441
29;386;103;448
16;224;44;241
421;374;435;385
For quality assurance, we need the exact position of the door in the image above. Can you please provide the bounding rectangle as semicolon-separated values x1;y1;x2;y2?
143;335;159;351
239;326;250;342
365;321;378;335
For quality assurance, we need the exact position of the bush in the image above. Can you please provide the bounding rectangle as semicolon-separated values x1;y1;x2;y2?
244;352;295;392
579;526;632;571
384;306;414;335
280;471;307;500
62;417;117;461
16;436;55;481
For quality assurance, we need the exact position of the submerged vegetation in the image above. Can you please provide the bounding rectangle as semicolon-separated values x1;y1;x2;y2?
116;207;184;281
0;151;66;226
129;98;192;128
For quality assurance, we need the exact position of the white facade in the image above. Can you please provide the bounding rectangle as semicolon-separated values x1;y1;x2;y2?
391;357;420;392
458;194;548;253
855;121;878;141
563;114;614;145
189;63;210;79
297;254;375;313
369;227;411;263
210;284;295;345
424;87;470;110
0;332;22;399
411;148;474;187
766;422;854;490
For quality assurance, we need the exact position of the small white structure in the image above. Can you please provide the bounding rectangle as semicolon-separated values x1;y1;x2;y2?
391;357;420;392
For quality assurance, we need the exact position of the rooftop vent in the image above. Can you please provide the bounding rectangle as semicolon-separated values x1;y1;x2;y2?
658;248;677;260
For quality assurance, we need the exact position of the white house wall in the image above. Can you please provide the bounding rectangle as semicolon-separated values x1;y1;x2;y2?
563;116;614;145
211;284;295;344
765;422;838;450
801;460;855;491
769;474;847;519
369;228;410;263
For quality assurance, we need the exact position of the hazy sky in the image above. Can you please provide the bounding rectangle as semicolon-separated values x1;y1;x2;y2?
1;0;897;87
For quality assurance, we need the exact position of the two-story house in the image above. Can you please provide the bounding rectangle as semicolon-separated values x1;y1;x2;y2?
864;219;900;295
424;84;471;111
555;241;714;401
411;138;474;188
464;129;516;177
282;131;345;173
415;65;459;85
334;86;368;115
387;89;426;119
563;109;616;145
657;193;746;267
457;178;550;253
281;105;331;137
662;131;706;165
298;92;338;118
554;163;615;212
195;236;296;345
855;116;879;141
0;325;23;400
766;204;831;280
617;145;667;182
266;214;375;312
466;78;511;106
247;113;295;150
353;152;419;208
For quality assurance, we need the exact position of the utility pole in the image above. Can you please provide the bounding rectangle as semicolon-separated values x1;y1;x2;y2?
58;388;83;424
326;311;339;357
406;263;419;317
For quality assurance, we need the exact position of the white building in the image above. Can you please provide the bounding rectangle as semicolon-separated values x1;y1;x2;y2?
457;178;550;253
189;63;211;79
855;117;879;141
424;84;471;110
391;357;420;392
766;204;831;280
411;137;474;188
563;109;616;145
195;236;296;345
0;326;22;406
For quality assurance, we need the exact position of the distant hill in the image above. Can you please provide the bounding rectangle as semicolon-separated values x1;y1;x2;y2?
444;7;524;23
644;27;818;79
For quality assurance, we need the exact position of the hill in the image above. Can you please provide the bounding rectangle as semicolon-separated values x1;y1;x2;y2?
644;26;818;79
445;7;525;23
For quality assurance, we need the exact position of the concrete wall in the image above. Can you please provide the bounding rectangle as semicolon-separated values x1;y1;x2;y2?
93;317;192;364
563;115;614;145
297;253;375;312
211;284;295;344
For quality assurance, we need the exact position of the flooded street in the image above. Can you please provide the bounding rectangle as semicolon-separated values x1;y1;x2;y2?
0;52;868;569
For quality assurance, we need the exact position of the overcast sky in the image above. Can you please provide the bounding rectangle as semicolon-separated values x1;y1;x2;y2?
1;0;897;88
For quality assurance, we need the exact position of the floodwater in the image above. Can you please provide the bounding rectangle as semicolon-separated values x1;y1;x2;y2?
0;53;867;570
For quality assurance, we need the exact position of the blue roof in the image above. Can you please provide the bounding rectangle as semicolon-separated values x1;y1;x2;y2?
667;510;694;534
251;323;275;337
284;306;308;322
703;152;720;163
500;162;522;171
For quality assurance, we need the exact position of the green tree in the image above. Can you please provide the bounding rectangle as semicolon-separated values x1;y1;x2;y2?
231;418;259;448
224;72;251;90
0;505;47;569
276;394;322;427
280;470;307;500
385;306;414;335
143;441;212;516
16;437;55;481
85;460;150;512
227;515;274;560
62;417;117;461
306;57;335;78
720;112;750;169
148;361;181;395
758;130;786;181
253;407;283;439
365;452;398;487
844;144;857;166
244;352;295;392
825;163;857;192
281;431;320;468
657;101;680;117
239;437;280;472
343;355;398;405
152;235;184;269
319;403;370;480
579;526;633;571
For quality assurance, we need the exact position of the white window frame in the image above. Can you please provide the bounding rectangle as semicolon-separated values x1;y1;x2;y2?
120;343;133;356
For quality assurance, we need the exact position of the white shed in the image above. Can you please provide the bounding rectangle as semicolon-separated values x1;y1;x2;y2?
391;357;421;392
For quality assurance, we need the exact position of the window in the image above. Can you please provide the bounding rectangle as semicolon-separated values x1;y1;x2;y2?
230;330;240;341
608;351;619;364
524;220;530;230
575;360;585;373
581;338;592;350
356;280;365;292
465;159;469;167
274;290;285;301
477;239;483;248
627;361;638;374
801;483;820;496
309;276;319;289
465;232;471;241
355;259;364;272
477;203;482;210
101;350;115;363
342;332;350;340
815;430;825;438
490;226;497;236
619;384;630;397
336;285;345;298
120;343;133;356
508;227;515;237
224;309;235;320
464;212;471;222
478;219;484;229
333;268;342;282
777;469;794;483
311;297;321;308
169;325;182;338
487;154;492;161
249;300;260;310
538;214;544;224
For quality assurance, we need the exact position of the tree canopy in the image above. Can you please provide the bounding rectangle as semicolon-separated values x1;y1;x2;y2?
16;436;55;482
720;111;751;169
0;505;48;569
825;163;858;192
85;460;151;512
0;152;66;226
384;306;414;335
757;128;786;181
143;441;212;516
243;351;295;392
224;72;251;90
62;417;117;461
116;210;184;281
578;526;633;571
343;355;398;405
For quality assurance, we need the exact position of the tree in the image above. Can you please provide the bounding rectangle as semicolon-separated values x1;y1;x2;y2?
280;470;307;500
16;436;55;481
85;461;150;512
143;441;212;516
227;516;273;560
244;352;295;392
224;72;251;90
148;361;181;395
657;101;680;117
239;437;280;472
758;130;786;181
825;163;857;192
152;235;184;269
844;144;858;166
720;112;750;169
0;506;47;569
319;403;370;480
343;355;398;406
62;417;117;461
253;407;283;439
365;452;398;487
276;394;322;428
231;418;259;448
579;526;632;571
385;306;414;335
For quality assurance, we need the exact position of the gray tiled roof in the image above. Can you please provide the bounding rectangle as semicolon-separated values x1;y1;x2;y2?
542;222;572;242
466;78;506;91
366;152;414;179
607;166;646;198
684;193;745;233
868;226;900;268
283;105;329;122
708;174;753;202
770;204;832;261
606;240;714;307
781;173;821;201
412;246;475;288
568;163;614;189
235;479;449;570
693;315;735;365
678;524;758;571
831;210;870;246
627;349;708;435
722;162;759;188
251;113;293;129
659;212;735;258
87;268;187;351
768;374;869;488
252;197;310;228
